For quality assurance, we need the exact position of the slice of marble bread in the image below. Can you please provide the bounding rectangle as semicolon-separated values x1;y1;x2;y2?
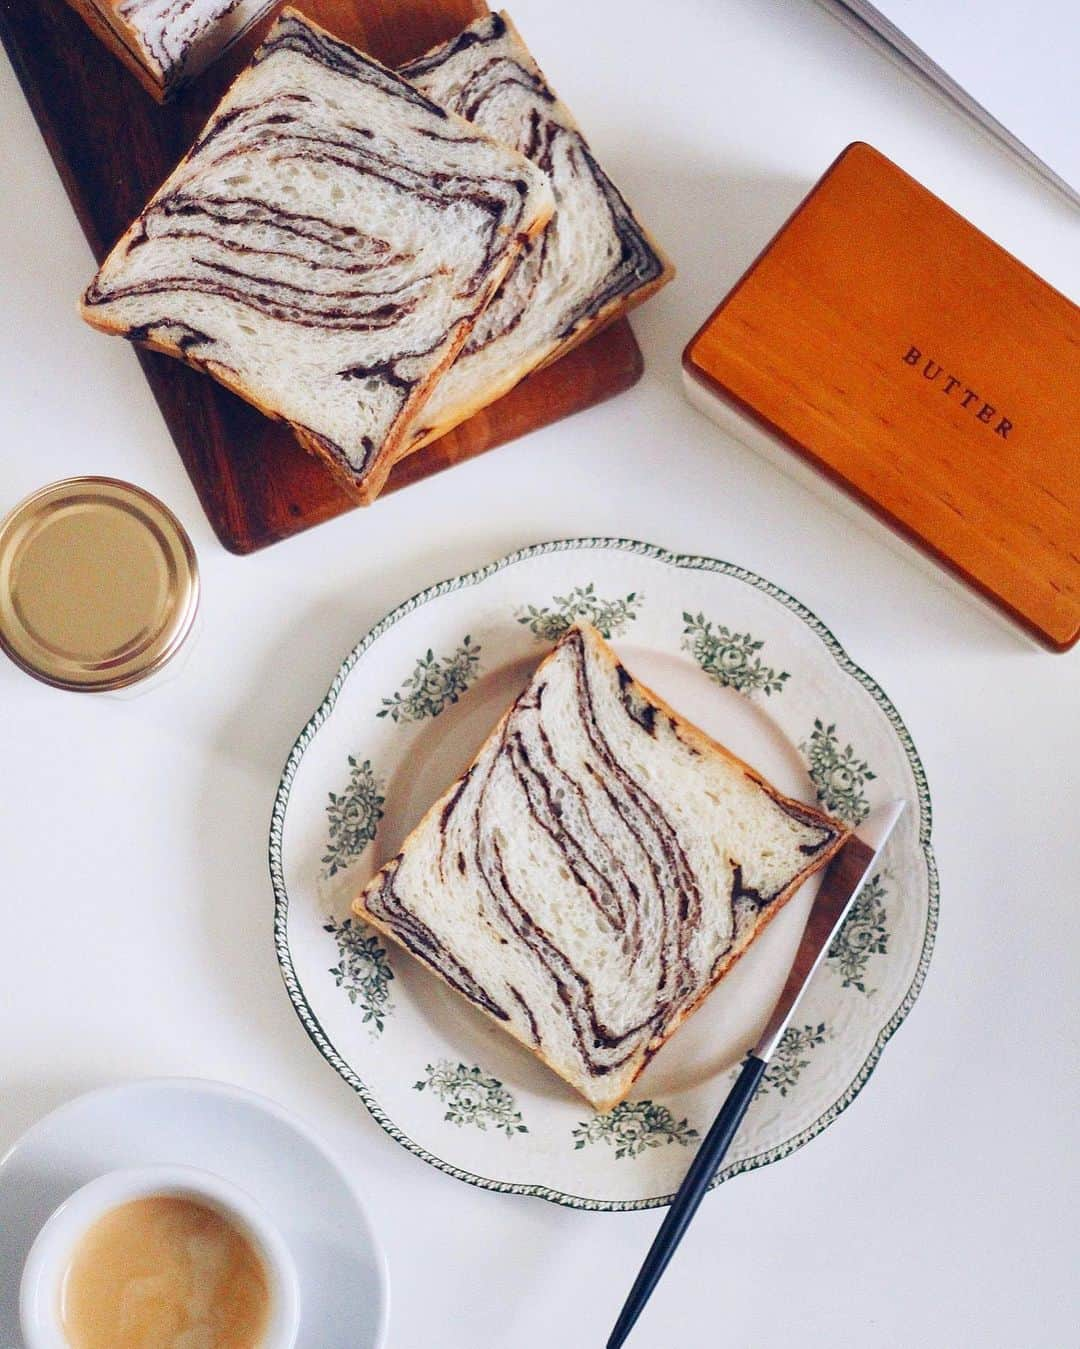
80;9;555;504
395;10;674;453
353;622;848;1111
62;0;278;101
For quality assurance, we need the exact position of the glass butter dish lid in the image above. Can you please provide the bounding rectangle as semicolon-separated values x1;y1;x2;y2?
0;477;198;692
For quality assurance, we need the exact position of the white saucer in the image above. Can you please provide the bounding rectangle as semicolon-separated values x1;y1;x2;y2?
0;1078;389;1349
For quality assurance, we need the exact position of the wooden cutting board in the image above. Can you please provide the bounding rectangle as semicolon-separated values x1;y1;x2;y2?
0;0;643;552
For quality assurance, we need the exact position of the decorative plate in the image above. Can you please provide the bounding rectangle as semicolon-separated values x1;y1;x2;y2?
270;539;937;1210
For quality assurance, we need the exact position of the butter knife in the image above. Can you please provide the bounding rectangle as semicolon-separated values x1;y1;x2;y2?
607;800;906;1349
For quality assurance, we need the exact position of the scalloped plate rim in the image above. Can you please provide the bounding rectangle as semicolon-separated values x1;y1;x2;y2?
268;536;938;1211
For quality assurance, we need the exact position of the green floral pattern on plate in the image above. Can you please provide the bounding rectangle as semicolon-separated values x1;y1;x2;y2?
761;1024;828;1097
517;583;643;641
321;755;385;877
324;916;394;1033
801;718;876;823
681;611;790;696
378;636;481;724
414;1062;528;1137
828;873;889;993
572;1101;699;1160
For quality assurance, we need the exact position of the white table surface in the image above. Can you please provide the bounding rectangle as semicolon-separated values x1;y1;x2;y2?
2;1;1078;1345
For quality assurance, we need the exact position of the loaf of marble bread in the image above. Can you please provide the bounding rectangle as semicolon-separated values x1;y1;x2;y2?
80;9;555;503
395;11;673;452
63;0;278;101
353;623;848;1110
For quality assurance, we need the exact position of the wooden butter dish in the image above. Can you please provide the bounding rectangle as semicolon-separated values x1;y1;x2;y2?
683;142;1080;652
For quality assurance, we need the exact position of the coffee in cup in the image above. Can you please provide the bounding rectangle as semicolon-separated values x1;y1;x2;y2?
60;1192;271;1348
20;1165;300;1349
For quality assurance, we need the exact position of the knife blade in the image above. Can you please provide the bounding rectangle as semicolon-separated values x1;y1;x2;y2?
754;798;905;1062
607;799;906;1349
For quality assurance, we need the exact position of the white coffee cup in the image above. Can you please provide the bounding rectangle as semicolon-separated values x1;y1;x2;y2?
20;1163;301;1349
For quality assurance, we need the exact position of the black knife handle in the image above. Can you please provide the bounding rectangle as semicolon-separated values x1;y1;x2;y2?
607;1054;768;1349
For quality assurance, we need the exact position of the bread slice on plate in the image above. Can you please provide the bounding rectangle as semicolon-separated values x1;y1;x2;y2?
62;0;278;102
353;622;848;1111
395;10;674;453
80;9;555;504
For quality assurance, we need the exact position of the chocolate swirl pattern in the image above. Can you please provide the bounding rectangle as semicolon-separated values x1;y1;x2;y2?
397;11;674;451
355;623;846;1110
80;10;555;501
65;0;278;99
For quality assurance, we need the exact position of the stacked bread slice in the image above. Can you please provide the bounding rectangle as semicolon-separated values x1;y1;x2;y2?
81;8;672;503
80;9;555;503
63;0;280;101
354;623;848;1110
396;10;673;451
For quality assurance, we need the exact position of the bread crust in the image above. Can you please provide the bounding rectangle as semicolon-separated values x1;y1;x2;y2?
78;7;555;504
396;247;672;456
391;10;674;456
353;622;848;1111
61;0;169;100
61;0;277;101
396;253;671;458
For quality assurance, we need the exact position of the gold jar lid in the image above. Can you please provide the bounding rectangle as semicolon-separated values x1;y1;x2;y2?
0;477;199;692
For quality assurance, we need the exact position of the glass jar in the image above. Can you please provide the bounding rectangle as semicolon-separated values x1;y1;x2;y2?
0;476;199;695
